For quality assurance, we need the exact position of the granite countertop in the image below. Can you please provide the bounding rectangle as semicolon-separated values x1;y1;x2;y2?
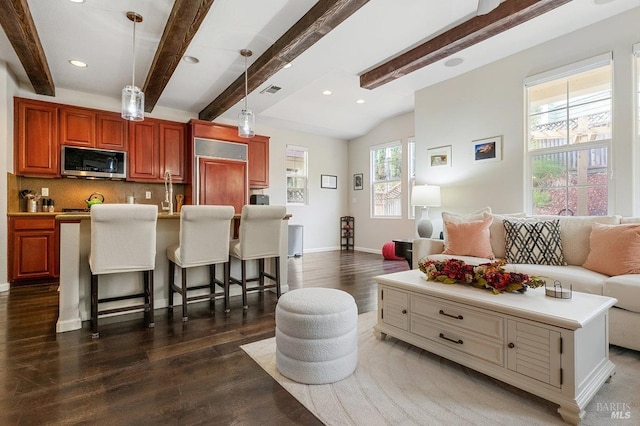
9;211;292;221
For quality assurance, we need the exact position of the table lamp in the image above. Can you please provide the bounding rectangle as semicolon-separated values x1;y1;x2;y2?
411;185;441;238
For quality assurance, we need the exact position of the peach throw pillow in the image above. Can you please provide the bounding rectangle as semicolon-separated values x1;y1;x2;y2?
583;223;640;276
443;217;494;259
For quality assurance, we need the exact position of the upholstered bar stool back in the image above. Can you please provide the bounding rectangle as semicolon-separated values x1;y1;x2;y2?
229;205;286;309
166;205;235;320
89;204;158;338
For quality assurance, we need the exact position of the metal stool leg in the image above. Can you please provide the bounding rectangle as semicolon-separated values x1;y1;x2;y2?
91;274;99;338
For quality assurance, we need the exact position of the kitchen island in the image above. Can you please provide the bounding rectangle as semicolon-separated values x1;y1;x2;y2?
55;211;290;333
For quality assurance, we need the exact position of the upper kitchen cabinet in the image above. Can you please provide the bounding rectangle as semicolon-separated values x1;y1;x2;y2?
128;118;187;183
189;120;269;188
60;107;127;150
59;106;94;147
14;98;60;177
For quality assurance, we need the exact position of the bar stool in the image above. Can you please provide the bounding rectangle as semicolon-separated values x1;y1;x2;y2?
89;204;158;338
229;205;286;309
166;205;235;321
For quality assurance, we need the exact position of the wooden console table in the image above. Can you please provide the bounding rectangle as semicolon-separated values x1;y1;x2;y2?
374;269;617;425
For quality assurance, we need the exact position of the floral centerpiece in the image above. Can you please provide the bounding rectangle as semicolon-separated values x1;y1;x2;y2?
418;258;545;294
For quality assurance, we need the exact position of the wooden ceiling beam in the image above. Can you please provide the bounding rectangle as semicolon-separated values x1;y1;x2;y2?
199;0;370;122
0;0;54;96
143;0;216;113
360;0;572;90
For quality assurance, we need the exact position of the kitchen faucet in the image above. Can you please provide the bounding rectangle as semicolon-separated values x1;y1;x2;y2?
162;170;174;215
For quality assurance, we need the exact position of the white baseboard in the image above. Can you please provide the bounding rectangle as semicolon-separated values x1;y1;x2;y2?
303;246;341;253
0;282;9;292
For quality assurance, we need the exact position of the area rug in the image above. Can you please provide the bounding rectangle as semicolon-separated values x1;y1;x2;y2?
241;311;640;426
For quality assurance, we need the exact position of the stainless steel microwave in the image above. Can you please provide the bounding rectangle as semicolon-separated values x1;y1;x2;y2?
61;146;127;179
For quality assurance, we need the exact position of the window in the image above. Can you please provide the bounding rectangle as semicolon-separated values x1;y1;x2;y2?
371;141;402;217
408;138;416;219
286;145;308;205
525;54;612;216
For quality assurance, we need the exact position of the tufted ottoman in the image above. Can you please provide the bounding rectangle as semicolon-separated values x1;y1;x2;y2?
275;288;358;384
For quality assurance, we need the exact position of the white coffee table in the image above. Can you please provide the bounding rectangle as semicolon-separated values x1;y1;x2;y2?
374;269;617;425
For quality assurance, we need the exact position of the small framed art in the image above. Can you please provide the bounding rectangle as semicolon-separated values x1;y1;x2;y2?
427;145;452;167
321;174;337;189
353;173;363;190
473;136;502;163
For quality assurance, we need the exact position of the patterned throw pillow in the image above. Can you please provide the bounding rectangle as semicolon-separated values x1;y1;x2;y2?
503;219;566;265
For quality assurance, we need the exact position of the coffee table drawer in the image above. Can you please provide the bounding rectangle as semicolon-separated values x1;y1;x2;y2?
411;294;504;340
411;316;504;366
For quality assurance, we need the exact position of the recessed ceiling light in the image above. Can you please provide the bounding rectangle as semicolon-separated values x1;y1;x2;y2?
356;99;365;104
283;63;292;69
69;60;87;68
322;90;332;95
593;0;615;4
444;57;464;67
182;55;199;64
68;0;85;3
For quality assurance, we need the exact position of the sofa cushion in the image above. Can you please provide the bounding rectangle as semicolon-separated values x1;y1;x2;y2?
502;264;607;295
442;217;494;259
534;215;620;266
483;212;527;259
442;207;491;250
503;219;566;266
604;275;640;312
583;223;640;276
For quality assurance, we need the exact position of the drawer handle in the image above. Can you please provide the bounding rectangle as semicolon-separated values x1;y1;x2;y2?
402;309;407;314
508;342;515;349
439;333;463;345
439;309;463;320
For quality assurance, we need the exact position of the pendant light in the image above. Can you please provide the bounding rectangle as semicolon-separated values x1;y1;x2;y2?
121;11;144;121
238;49;255;138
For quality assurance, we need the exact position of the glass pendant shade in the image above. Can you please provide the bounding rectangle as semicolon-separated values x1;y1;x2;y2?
238;108;255;138
122;85;144;121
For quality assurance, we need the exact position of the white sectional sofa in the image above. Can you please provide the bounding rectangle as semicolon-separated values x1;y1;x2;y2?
412;212;640;352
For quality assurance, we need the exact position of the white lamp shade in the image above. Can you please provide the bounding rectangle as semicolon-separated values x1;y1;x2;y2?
238;109;255;138
121;85;144;121
411;185;441;207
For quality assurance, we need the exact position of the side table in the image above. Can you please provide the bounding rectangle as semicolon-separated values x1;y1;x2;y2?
392;239;412;268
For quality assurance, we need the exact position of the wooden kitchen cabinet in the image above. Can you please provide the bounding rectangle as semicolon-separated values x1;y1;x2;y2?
60;107;127;150
59;106;95;147
96;111;128;150
14;98;60;177
8;217;59;283
128;118;187;183
198;157;247;213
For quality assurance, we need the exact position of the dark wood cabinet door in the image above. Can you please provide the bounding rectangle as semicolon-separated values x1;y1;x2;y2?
96;112;127;150
9;217;58;282
128;120;159;181
60;107;95;147
15;98;59;177
159;122;186;183
248;136;269;188
198;157;247;214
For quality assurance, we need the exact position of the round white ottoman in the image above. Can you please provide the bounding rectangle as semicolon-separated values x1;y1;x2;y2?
275;288;358;384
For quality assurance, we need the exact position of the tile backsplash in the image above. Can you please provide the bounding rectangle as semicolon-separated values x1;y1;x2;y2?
9;174;185;212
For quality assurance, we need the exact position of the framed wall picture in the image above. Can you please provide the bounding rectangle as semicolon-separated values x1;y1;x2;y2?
321;174;337;189
353;173;363;190
427;145;452;168
472;136;502;163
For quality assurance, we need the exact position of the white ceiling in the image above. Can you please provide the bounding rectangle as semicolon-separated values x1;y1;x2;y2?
0;0;638;140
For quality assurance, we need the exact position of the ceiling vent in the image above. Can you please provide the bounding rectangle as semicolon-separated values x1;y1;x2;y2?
260;85;282;94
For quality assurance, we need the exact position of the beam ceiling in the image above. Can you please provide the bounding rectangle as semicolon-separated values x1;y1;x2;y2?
143;0;216;113
198;0;370;122
360;0;572;90
0;0;54;96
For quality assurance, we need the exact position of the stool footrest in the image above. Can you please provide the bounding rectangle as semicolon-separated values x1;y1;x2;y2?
99;293;146;304
98;303;148;316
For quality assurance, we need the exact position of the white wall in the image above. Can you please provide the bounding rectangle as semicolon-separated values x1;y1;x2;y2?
414;7;640;238
259;124;349;252
1;61;19;290
347;112;415;253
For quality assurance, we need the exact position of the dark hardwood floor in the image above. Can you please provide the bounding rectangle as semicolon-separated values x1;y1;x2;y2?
0;250;408;425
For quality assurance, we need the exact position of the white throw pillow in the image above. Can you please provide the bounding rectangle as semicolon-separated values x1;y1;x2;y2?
483;212;527;259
